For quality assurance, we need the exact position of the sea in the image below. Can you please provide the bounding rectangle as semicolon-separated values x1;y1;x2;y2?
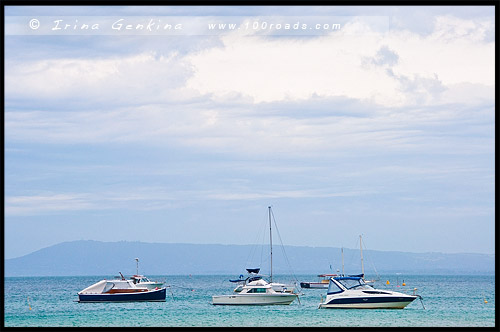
3;274;495;327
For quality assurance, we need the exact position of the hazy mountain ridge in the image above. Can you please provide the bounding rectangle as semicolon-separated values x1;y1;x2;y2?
4;240;495;277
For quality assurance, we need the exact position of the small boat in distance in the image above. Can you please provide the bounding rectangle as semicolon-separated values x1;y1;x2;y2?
212;279;297;305
232;268;296;293
302;236;379;289
318;275;419;309
77;272;166;303
300;274;339;289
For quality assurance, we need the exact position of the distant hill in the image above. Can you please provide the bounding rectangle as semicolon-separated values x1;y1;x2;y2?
4;240;495;277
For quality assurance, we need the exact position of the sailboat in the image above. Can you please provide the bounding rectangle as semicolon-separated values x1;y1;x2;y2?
358;235;379;284
265;206;297;293
338;235;379;283
341;235;379;283
300;235;379;288
213;206;298;305
233;207;297;293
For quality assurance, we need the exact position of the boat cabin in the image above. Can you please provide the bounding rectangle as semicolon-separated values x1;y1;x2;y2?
240;279;276;294
327;276;374;294
130;275;152;284
78;279;148;295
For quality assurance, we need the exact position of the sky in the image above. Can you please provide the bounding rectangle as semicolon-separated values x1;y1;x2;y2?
4;5;495;259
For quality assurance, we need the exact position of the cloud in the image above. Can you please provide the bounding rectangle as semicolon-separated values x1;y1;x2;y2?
4;188;178;216
5;14;493;111
5;51;197;106
4;186;376;216
5;193;94;215
363;45;451;105
185;15;494;106
369;45;399;67
4;12;494;218
431;14;494;43
388;16;494;87
5;95;493;164
185;32;403;106
384;69;447;105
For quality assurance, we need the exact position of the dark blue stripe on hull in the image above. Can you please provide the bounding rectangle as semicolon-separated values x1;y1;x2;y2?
78;288;166;302
327;296;416;305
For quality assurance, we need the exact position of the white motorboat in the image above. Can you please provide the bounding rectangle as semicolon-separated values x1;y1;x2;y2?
212;279;297;305
232;207;299;294
234;279;295;293
232;268;296;293
318;276;419;309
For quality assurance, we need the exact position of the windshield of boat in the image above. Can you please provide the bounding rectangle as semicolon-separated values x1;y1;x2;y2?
336;278;373;290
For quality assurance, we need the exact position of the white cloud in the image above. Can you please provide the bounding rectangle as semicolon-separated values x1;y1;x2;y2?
5;51;197;104
388;17;494;88
5;193;94;215
4;186;376;216
4;189;177;216
5;15;493;110
185;15;494;106
4;13;495;212
186;33;403;105
5;96;493;162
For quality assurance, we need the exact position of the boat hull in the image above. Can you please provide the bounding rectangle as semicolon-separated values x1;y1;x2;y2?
212;294;296;305
319;295;417;309
78;287;166;303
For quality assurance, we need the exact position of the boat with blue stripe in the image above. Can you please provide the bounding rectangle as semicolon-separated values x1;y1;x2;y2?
318;276;420;309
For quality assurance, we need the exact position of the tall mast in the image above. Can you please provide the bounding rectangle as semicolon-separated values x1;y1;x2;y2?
359;235;364;276
341;247;344;276
135;258;139;275
268;206;273;283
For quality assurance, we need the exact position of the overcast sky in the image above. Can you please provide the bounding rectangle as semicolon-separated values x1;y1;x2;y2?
4;5;495;259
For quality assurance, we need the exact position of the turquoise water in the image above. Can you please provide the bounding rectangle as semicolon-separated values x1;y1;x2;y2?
4;274;495;327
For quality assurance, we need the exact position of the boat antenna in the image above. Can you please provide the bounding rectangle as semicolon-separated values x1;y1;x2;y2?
135;258;139;275
268;206;273;283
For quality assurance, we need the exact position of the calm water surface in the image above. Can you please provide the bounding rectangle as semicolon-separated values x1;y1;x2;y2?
3;274;495;327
